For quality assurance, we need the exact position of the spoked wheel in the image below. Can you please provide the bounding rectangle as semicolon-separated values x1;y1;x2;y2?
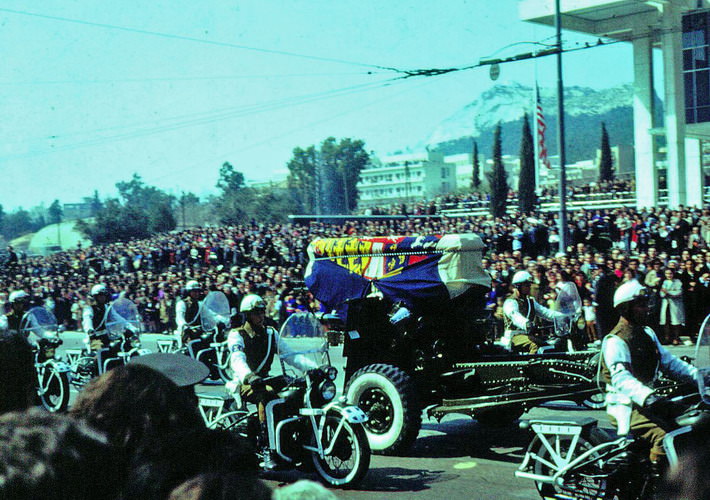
531;432;611;500
38;368;70;412
311;415;370;488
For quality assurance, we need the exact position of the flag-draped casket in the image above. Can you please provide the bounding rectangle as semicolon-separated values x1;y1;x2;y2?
305;234;491;315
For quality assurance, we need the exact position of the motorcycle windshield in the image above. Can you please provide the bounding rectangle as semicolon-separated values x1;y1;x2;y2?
695;314;710;405
277;312;328;377
22;307;58;340
553;282;580;333
106;297;142;336
201;291;230;331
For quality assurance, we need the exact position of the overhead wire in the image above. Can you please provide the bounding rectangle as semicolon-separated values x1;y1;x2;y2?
0;7;400;73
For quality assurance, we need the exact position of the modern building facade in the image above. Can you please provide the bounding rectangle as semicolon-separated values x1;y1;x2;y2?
520;0;709;209
357;151;455;208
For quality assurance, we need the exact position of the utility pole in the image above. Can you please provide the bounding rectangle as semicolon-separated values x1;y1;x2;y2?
180;191;187;229
555;0;568;254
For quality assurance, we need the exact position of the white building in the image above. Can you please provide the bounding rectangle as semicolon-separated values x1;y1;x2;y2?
520;0;709;209
358;151;455;208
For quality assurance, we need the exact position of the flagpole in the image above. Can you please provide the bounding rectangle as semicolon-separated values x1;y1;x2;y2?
555;0;568;254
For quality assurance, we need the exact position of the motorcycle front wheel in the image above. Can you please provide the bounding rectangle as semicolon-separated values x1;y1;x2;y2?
311;415;370;488
38;368;70;412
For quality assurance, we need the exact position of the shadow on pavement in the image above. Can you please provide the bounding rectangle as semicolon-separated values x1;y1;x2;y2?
408;418;529;463
357;467;457;492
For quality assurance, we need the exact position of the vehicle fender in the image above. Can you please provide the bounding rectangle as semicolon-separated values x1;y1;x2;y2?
48;360;72;373
324;402;368;424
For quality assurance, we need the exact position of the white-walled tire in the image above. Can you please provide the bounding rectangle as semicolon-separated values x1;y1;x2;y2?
345;364;420;455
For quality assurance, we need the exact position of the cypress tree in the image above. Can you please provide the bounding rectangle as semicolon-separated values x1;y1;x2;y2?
487;122;509;218
471;139;481;190
599;122;614;182
518;112;536;213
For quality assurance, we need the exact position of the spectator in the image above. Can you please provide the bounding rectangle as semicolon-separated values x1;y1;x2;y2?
0;408;119;500
659;269;685;345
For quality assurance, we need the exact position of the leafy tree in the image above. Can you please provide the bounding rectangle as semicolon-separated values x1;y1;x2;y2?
518;113;536;213
287;138;369;215
599;122;614;182
77;199;150;244
3;208;35;240
0;204;5;237
286;146;318;214
471;139;481;190
214;162;254;225
487;123;509;218
88;190;103;216
48;199;63;225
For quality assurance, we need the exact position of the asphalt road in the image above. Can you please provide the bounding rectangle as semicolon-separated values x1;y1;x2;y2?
54;332;698;500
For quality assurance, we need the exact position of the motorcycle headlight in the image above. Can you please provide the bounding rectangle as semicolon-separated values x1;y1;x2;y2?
319;380;337;402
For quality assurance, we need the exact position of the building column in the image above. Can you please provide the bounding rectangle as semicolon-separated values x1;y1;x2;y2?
685;137;704;208
633;34;657;209
662;6;686;207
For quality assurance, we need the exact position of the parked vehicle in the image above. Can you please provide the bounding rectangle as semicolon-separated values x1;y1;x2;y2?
22;306;71;412
515;314;710;500
199;312;371;488
305;234;601;454
181;290;232;382
69;297;148;388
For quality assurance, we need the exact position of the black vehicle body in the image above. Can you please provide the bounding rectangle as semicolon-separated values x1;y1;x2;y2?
305;234;600;454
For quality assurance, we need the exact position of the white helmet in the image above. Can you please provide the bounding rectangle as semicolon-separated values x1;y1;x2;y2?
512;270;533;285
8;290;29;303
90;284;109;296
185;280;201;291
613;280;648;308
240;294;266;313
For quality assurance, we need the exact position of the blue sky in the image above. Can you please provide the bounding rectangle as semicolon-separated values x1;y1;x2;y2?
0;1;633;210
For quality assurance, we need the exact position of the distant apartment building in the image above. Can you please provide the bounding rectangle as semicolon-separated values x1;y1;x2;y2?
62;202;93;220
357;151;455;208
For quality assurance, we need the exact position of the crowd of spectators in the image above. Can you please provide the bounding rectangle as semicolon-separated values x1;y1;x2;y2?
361;179;637;216
1;203;709;344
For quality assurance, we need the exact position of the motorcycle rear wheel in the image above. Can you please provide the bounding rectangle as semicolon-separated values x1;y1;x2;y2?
532;432;611;500
311;415;370;488
38;369;70;413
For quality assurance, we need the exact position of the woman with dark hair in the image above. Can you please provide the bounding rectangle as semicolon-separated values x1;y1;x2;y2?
70;361;260;500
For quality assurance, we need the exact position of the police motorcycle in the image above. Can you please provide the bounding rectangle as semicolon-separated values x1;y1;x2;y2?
532;282;590;355
71;297;148;387
515;313;710;500
202;311;371;488
181;290;232;382
21;306;72;412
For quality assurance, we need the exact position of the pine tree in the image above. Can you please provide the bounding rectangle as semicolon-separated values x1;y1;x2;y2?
471;139;481;190
487;123;509;218
599;122;614;182
518;113;536;213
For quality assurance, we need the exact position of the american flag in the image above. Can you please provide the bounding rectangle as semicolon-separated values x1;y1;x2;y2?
536;87;551;170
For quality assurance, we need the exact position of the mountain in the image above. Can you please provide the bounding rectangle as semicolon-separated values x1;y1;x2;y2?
423;82;661;164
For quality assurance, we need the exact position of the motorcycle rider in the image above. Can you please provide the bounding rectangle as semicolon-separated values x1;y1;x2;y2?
227;293;315;469
599;279;698;465
0;290;30;332
82;284;112;352
176;280;203;344
502;271;568;353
